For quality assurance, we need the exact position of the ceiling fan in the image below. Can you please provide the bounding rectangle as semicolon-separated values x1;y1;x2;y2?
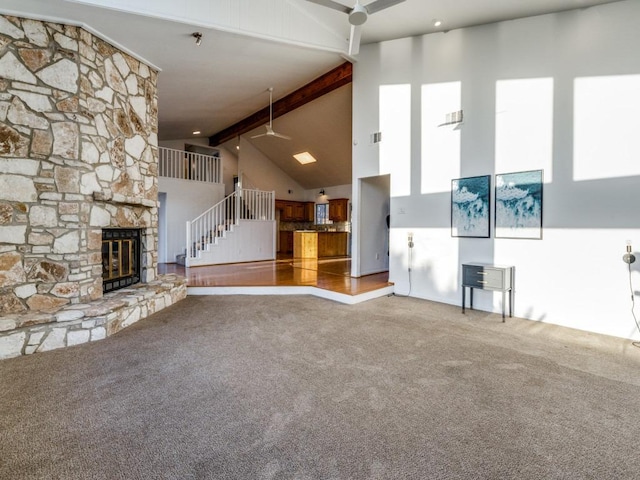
251;87;291;140
306;0;406;55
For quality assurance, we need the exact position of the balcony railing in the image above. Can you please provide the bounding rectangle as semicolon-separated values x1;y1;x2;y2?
158;147;222;183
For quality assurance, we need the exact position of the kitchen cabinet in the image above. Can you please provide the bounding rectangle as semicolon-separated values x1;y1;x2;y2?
279;231;293;253
276;200;315;222
304;202;315;222
328;198;349;222
284;203;295;221
291;231;347;258
293;203;305;221
318;232;348;257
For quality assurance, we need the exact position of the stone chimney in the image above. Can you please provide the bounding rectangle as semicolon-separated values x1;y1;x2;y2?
0;15;184;359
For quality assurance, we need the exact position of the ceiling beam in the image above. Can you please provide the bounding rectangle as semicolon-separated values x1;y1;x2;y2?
209;61;352;147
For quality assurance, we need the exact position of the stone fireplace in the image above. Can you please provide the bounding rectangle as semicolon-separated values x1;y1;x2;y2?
0;15;186;359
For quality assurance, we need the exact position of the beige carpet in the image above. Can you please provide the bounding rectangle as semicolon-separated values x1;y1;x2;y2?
2;295;640;479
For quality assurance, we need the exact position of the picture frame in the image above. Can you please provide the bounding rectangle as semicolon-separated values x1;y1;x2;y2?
495;170;543;239
451;175;491;238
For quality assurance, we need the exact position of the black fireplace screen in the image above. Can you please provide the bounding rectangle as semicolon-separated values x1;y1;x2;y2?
102;229;141;293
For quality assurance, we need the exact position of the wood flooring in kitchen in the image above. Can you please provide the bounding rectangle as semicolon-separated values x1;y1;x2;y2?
159;255;392;296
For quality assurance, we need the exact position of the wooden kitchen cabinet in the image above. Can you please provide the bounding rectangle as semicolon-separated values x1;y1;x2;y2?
276;200;315;222
317;232;348;257
279;231;293;253
283;203;295;221
293;202;305;221
304;202;315;222
328;198;349;222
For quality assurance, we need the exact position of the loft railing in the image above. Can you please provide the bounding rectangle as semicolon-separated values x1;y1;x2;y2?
158;146;222;183
186;188;275;260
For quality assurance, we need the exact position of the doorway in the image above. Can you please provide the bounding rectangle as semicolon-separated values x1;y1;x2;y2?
158;192;167;263
356;174;390;276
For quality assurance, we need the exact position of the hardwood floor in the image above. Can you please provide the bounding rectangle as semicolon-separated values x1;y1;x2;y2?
159;256;392;296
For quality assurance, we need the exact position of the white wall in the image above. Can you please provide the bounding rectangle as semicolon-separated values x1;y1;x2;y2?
238;137;307;200
352;0;640;340
187;220;275;267
217;145;238;196
306;183;352;204
158;177;224;262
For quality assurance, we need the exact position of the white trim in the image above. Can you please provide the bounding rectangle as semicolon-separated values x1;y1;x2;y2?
0;8;162;71
187;284;395;305
7;0;349;56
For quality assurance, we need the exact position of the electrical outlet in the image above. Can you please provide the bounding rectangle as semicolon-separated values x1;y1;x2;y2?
623;240;636;264
375;253;380;260
408;232;414;248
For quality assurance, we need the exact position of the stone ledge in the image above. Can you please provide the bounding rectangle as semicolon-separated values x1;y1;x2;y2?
0;274;187;360
93;191;157;208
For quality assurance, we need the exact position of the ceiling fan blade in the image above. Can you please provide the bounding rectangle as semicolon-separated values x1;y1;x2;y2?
272;132;292;140
251;124;270;139
348;24;362;56
364;0;405;15
305;0;350;14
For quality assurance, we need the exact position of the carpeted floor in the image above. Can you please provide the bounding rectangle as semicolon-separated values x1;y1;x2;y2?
1;295;640;479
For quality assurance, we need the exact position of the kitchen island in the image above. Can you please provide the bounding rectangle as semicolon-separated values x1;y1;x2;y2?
293;230;348;258
293;231;317;258
317;231;348;257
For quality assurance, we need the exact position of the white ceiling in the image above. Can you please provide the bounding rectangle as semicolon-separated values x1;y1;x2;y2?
2;0;623;188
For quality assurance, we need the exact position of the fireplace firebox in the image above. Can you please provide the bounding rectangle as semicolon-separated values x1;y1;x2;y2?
102;229;142;293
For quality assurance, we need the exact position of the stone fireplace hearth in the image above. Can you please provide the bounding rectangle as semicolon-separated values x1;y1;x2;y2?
0;15;186;359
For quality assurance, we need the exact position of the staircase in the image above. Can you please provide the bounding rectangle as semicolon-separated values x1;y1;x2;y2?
183;188;276;267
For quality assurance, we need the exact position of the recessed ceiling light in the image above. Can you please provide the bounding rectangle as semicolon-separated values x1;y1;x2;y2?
293;152;317;165
433;19;442;27
192;130;201;135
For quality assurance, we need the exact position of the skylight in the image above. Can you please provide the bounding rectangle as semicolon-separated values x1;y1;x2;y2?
293;152;317;165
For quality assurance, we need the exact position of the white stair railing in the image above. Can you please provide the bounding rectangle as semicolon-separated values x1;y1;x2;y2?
159;147;222;183
186;188;274;260
238;188;276;221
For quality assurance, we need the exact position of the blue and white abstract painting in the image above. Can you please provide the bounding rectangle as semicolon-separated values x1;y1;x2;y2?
495;170;543;239
451;175;490;237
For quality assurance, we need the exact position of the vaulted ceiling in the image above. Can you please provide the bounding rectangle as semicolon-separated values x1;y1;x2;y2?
2;0;624;188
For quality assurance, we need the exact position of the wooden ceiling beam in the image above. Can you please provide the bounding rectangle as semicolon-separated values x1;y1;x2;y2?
209;61;352;147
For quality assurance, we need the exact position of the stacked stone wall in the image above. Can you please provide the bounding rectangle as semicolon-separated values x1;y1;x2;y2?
0;15;159;316
0;15;177;359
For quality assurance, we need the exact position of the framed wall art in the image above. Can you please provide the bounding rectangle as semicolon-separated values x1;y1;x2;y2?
495;170;543;239
451;175;490;238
